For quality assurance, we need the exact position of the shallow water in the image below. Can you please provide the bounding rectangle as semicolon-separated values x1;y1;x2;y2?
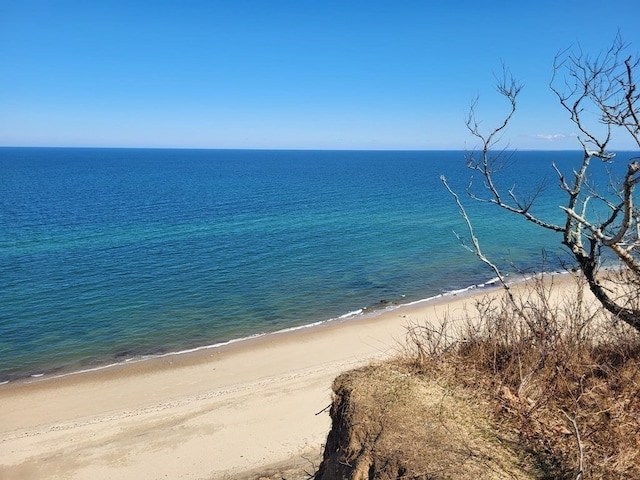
0;148;631;381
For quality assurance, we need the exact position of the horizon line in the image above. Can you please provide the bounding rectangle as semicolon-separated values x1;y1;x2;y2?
0;145;603;153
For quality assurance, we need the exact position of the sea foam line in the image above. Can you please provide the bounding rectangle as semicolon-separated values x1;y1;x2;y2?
2;273;568;386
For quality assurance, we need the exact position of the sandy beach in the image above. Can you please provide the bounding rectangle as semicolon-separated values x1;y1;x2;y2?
0;279;568;480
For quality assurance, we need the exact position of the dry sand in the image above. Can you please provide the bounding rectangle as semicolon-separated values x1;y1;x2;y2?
0;278;575;479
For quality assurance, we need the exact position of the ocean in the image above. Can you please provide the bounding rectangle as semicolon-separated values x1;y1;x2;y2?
0;148;630;382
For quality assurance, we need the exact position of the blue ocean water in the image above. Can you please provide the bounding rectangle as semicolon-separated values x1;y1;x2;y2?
0;148;631;382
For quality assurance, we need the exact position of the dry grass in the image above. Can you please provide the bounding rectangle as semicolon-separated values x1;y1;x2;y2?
403;272;640;479
314;362;536;480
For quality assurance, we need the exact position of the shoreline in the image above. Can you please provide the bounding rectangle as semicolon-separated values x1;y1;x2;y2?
0;275;511;386
0;272;576;480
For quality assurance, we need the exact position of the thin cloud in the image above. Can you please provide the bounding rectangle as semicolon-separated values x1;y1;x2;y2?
535;133;566;140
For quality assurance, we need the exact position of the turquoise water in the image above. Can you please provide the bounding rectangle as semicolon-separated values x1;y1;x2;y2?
0;148;630;381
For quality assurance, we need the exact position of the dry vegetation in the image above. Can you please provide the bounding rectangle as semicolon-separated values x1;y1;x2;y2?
314;361;536;480
402;272;640;479
257;272;640;480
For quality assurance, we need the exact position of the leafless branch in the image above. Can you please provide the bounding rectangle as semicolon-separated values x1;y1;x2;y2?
562;410;584;480
454;36;640;331
441;175;511;297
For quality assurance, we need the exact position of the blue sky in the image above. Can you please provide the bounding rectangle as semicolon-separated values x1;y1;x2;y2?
1;1;638;150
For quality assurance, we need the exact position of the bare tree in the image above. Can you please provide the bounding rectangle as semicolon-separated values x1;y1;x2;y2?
453;36;640;332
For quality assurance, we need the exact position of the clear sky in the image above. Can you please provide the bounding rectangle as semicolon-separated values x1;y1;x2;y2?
1;0;639;150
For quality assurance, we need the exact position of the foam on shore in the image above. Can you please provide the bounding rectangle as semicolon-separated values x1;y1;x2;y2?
2;271;577;387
